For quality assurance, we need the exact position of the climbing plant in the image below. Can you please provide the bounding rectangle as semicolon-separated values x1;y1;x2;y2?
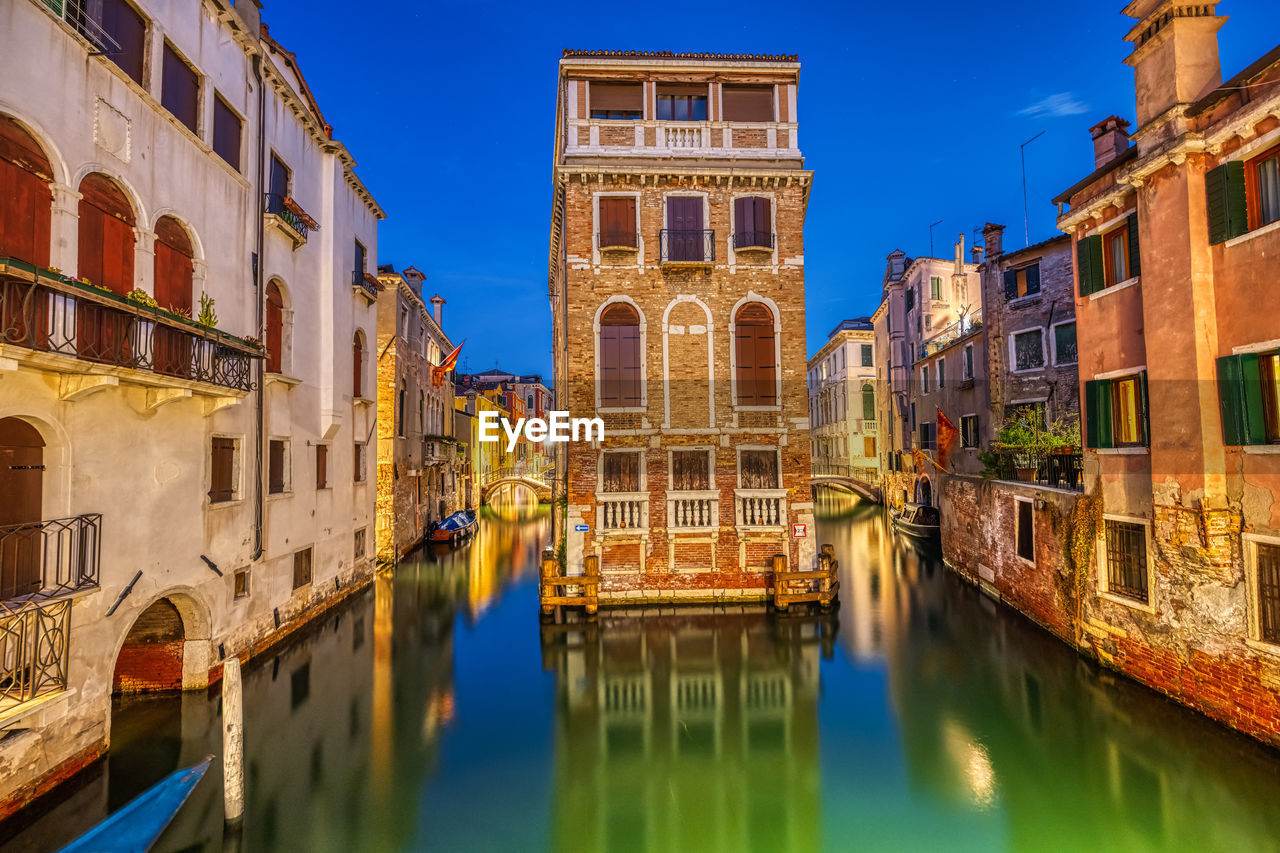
1060;483;1104;643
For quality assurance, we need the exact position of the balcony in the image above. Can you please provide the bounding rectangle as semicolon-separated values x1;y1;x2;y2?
0;259;263;394
598;492;648;532
567;119;800;160
988;447;1084;491
264;193;318;248
659;230;715;267
0;513;102;716
732;231;775;252
861;419;878;434
666;491;719;531
735;489;787;529
352;270;380;303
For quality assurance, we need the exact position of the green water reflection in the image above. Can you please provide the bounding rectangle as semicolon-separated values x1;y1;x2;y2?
4;496;1280;851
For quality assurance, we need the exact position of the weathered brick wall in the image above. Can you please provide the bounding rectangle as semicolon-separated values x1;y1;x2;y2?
110;599;185;693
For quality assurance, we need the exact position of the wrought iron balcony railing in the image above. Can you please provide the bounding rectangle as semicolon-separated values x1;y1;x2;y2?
989;447;1084;491
733;231;775;251
597;231;638;250
0;597;72;715
659;229;715;265
264;193;316;243
0;514;102;602
352;270;379;300
0;259;262;392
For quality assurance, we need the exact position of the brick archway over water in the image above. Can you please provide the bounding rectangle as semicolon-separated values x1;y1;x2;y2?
112;598;185;694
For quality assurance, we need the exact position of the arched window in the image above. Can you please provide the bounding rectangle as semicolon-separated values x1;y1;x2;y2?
599;302;641;408
265;281;284;374
397;381;406;437
418;391;425;433
352;330;364;398
0;116;53;267
527;394;533;410
154;216;194;377
734;302;776;406
77;173;135;362
862;384;875;421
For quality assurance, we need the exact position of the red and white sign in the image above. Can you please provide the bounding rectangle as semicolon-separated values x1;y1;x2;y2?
792;523;807;538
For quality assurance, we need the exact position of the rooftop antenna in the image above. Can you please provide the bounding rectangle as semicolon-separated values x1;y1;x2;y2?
1021;130;1046;248
928;219;944;257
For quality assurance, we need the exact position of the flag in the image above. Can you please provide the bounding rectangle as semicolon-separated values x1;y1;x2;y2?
431;340;464;387
911;448;928;476
936;409;960;471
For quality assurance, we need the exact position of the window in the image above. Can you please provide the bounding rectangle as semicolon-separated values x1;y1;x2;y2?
1217;350;1280;445
598;197;637;248
921;366;930;393
1255;541;1280;645
293;547;313;590
265;282;284;373
1011;329;1046;372
1103;520;1149;604
418;391;425;433
722;85;773;122
904;286;915;313
589;83;642;120
919;422;934;449
671;450;710;491
861;344;873;367
1053;322;1078;366
599;303;642;407
1003;264;1041;300
210;437;236;503
77;173;135;296
354;528;366;560
1209;145;1280;243
397;381;406;436
961;414;979;448
1016;498;1034;563
212;94;242;171
861;384;875;421
864;436;876;458
963;344;974;381
152;216;194;377
733;196;772;249
1249;144;1280;229
1078;213;1140;295
161;42;199;134
601;451;640;492
234;570;249;599
269;153;290;200
354;442;366;483
930;276;942;300
0;117;54;268
739;449;779;489
911;402;916;431
656;87;707;121
76;0;146;84
268;439;287;495
938;357;945;389
354;239;366;278
734;303;777;406
316;444;329;490
352;331;364;398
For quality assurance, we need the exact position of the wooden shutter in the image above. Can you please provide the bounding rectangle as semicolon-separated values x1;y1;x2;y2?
753;197;770;240
600;304;640;407
590;83;642;112
268;440;285;494
161;43;199;133
0;118;53;267
1125;212;1141;278
599;197;635;247
1137;370;1150;446
209;437;234;502
1003;269;1017;299
269;155;289;199
1206;160;1247;245
154;216;193;311
735;303;775;406
1084;379;1113;449
734;196;750;246
78;174;135;295
102;0;147;85
722;86;773;122
212;96;241;170
265;283;283;373
1216;354;1266;445
316;444;328;489
1077;235;1104;296
352;334;363;398
1026;263;1041;295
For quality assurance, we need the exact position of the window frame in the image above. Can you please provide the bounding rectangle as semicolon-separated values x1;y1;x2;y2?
1051;320;1078;367
594;191;640;253
315;443;330;491
1009;326;1047;374
354;441;367;484
160;40;200;135
1245;533;1280;653
937;356;945;389
1245;141;1280;232
208;435;240;505
921;365;930;394
599;448;646;493
929;276;943;301
667;446;714;493
961;414;979;448
596;298;645;412
735;445;782;490
211;93;243;172
292;547;313;590
963;343;974;381
267;436;290;496
1103;221;1130;288
1097;515;1155;611
1014;496;1035;565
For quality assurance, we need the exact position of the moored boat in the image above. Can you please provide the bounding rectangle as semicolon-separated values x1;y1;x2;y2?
890;502;941;542
430;509;478;543
60;757;210;853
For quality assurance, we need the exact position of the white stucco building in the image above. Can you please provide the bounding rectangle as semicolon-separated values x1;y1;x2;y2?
0;0;382;814
807;318;879;480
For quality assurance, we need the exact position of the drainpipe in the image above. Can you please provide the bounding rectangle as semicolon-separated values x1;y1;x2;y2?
251;52;267;561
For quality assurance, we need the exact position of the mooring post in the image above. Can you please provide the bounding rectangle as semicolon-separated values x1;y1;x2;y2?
584;554;600;615
772;553;788;610
540;554;557;615
820;544;835;606
222;656;245;823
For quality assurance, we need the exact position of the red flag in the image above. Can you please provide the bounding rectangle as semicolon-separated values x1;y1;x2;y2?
431;340;464;387
936;408;960;471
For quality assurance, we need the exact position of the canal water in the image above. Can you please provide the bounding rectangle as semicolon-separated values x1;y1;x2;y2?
6;493;1280;852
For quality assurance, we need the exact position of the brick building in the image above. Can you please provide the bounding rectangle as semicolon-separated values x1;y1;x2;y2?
807;318;879;482
547;50;815;602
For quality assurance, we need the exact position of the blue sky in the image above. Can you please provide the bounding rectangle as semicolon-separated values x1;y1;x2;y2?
267;0;1276;378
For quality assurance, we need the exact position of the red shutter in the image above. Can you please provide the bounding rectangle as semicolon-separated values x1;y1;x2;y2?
620;323;641;404
754;197;771;241
600;325;622;406
265;283;283;373
735;303;775;406
353;335;363;398
316;444;328;490
209;438;234;502
735;323;757;405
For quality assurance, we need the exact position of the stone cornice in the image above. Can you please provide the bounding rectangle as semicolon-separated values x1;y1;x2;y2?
554;165;812;189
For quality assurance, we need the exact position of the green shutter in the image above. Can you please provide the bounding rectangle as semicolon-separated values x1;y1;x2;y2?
1077;235;1104;296
1085;379;1113;449
1026;263;1041;295
1137;370;1150;447
1004;269;1017;300
1216;354;1267;445
1126;211;1141;278
1206;161;1248;245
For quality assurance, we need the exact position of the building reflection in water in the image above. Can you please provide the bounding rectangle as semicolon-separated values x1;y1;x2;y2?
541;605;836;853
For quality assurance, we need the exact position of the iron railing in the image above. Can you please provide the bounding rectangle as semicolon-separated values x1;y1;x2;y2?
596;231;638;250
352;270;378;299
0;597;72;713
0;514;102;601
0;260;261;391
733;231;775;250
659;229;715;265
990;447;1084;491
264;193;314;242
54;0;123;57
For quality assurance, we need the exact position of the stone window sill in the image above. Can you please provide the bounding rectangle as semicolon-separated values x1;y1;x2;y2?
266;373;302;388
1224;218;1280;249
1098;590;1155;614
1096;447;1148;455
1088;276;1140;301
1243;445;1280;455
1007;293;1041;307
1245;638;1280;658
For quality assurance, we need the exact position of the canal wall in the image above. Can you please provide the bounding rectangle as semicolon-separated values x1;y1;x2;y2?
940;472;1280;750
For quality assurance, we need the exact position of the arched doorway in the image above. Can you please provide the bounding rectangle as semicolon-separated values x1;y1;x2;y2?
915;475;932;507
113;598;185;694
0;417;44;598
77;173;136;363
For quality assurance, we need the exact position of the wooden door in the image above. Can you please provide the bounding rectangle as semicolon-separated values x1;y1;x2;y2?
153;217;193;377
667;197;703;261
77;175;135;364
0;417;44;597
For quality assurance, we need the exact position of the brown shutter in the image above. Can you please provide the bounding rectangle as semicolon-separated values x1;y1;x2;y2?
735;303;774;405
268;440;285;494
755;326;777;405
316;444;328;489
589;83;643;112
754;197;771;241
161;43;199;133
103;0;147;85
212;95;242;171
735;322;757;405
600;304;640;407
266;283;284;373
722;86;773;122
0;118;53;267
209;437;234;502
352;334;363;398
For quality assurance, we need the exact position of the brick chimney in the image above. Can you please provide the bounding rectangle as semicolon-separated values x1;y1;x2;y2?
982;222;1005;260
1090;116;1131;169
429;294;445;328
402;265;425;296
1123;0;1226;129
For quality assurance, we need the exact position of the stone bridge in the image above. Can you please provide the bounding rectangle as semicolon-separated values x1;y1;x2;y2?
810;465;882;504
480;464;553;504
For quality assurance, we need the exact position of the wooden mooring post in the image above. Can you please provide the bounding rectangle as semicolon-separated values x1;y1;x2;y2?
773;546;839;611
538;552;600;615
221;656;244;823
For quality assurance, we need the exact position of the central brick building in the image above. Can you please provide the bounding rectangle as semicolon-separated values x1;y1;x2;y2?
548;50;815;603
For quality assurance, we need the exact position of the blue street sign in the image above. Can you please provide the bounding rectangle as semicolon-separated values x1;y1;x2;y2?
574;524;589;532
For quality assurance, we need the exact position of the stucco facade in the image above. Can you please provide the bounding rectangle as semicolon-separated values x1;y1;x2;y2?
807;318;878;480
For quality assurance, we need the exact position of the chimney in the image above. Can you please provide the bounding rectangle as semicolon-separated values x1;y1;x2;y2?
952;233;966;275
1123;0;1226;129
402;266;425;296
429;294;445;328
1090;116;1131;169
982;222;1005;260
971;245;985;264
